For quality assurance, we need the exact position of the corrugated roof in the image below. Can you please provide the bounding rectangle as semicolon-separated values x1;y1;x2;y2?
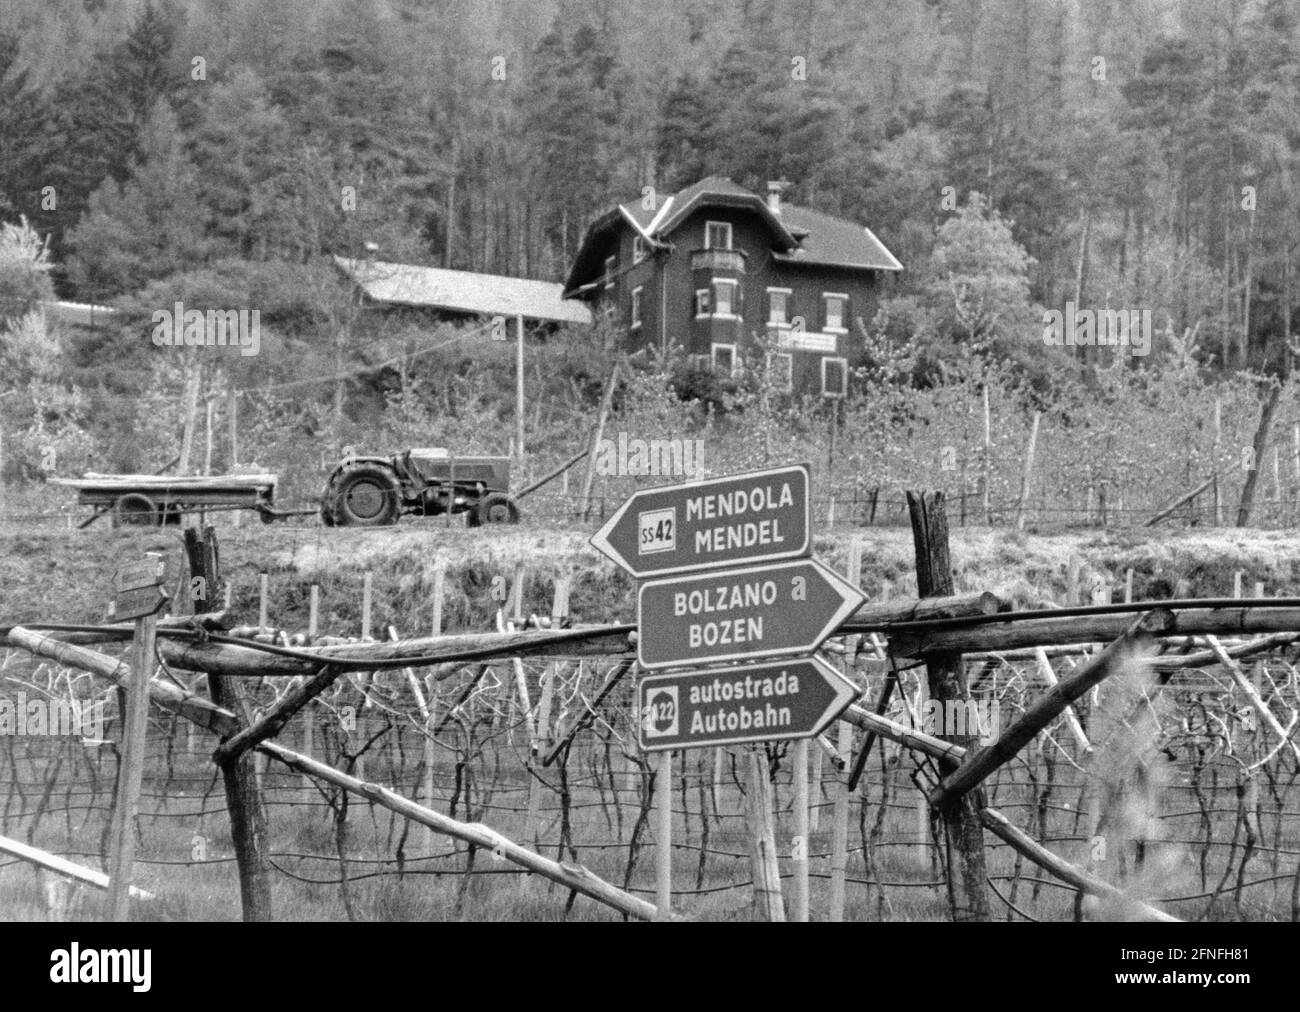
336;257;592;325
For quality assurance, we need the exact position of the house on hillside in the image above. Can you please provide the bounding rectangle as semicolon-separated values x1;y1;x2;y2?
334;256;593;331
561;177;902;397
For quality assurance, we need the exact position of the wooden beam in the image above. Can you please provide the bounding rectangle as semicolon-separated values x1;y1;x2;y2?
1205;635;1300;764
979;808;1180;922
928;610;1172;811
1145;474;1215;526
0;834;154;901
840;703;965;763
890;606;1300;656
156;625;637;678
843;591;1002;632
212;664;341;763
907;489;989;922
256;740;673;921
4;627;238;736
184;526;274;923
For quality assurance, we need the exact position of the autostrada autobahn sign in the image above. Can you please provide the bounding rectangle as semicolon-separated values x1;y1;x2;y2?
637;656;860;751
588;463;810;578
636;558;866;669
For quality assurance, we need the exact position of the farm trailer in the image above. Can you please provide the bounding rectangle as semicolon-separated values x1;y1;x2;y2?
49;472;301;528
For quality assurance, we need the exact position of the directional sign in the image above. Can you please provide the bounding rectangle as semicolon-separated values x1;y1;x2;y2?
113;556;165;593
637;655;860;751
589;463;810;578
637;558;866;670
108;554;169;622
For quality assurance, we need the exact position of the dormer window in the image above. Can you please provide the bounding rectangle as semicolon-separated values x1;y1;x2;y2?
633;235;649;264
704;221;732;250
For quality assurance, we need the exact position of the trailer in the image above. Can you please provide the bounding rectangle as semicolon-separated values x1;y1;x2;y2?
50;472;294;528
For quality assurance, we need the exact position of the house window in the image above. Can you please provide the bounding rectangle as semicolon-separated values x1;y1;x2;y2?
712;343;737;377
631;286;643;329
605;255;617;292
767;352;793;392
767;288;791;326
821;356;847;398
633;235;649;264
694;288;711;318
705;221;732;250
713;278;739;318
823;293;848;332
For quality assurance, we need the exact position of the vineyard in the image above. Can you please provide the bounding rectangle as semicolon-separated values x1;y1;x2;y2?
2;507;1299;922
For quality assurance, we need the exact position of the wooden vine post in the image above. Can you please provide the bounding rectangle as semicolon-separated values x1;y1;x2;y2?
906;491;990;921
105;553;165;921
183;526;274;921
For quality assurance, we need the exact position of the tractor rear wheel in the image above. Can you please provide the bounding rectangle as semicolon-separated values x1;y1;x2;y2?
467;492;520;527
324;462;402;527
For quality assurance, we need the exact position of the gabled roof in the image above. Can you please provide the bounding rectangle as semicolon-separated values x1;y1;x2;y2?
563;177;901;297
335;257;592;325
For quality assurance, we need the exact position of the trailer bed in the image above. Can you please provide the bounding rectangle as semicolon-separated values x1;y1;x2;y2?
50;473;281;527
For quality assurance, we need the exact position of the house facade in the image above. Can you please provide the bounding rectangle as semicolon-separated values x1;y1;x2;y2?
561;177;902;396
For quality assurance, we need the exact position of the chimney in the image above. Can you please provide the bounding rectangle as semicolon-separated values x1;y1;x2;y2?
766;180;784;215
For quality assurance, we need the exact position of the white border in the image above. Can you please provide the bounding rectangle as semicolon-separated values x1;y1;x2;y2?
636;655;861;751
636;557;865;669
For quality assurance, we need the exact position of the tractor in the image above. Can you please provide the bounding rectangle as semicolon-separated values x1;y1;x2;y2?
319;448;521;527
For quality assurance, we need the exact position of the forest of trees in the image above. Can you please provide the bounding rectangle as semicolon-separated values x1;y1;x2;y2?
2;0;1300;517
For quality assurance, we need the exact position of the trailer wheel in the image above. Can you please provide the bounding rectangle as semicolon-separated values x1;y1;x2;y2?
112;493;161;528
325;462;402;527
467;493;520;527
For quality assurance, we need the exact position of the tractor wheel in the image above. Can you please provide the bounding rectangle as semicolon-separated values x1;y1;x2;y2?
112;493;161;528
325;461;402;527
467;493;520;527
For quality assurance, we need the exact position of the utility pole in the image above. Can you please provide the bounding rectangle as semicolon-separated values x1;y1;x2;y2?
516;314;526;469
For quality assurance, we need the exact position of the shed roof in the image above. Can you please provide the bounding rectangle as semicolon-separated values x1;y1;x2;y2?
335;257;592;325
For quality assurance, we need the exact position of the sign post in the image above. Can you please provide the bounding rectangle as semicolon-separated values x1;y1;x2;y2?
106;553;168;920
595;462;865;922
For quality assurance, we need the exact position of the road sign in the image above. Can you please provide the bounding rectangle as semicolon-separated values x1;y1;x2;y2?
108;554;169;622
638;655;860;751
589;463;810;578
637;558;866;669
113;556;165;593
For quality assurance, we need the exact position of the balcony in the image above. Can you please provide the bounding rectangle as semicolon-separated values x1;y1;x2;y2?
690;248;747;274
